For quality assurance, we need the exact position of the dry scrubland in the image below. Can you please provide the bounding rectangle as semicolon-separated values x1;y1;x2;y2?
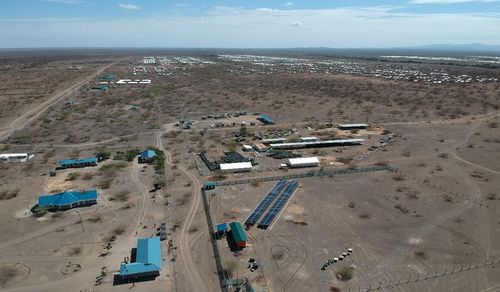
0;52;499;292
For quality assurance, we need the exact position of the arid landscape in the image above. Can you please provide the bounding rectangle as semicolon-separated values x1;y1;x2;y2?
0;49;499;292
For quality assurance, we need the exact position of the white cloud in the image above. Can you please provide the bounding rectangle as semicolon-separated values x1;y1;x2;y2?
40;0;83;4
291;20;302;27
256;8;277;13
285;2;294;6
2;7;500;48
118;3;139;10
409;0;499;4
173;3;188;8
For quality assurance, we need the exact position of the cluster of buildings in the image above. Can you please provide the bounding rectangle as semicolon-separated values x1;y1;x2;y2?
218;54;499;84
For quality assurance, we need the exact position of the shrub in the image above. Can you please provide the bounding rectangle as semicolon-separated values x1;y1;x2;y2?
0;189;19;200
66;172;80;181
335;266;354;281
87;214;102;223
0;266;19;287
68;246;82;256
94;151;111;162
358;212;371;219
82;173;94;180
414;251;428;260
111;190;130;202
112;226;126;236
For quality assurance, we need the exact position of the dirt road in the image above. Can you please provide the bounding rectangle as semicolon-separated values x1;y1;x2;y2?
157;133;207;292
0;58;125;142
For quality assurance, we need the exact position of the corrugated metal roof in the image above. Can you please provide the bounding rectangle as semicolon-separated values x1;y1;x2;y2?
230;222;247;243
38;189;97;207
288;157;320;165
140;149;157;160
59;156;97;166
270;139;364;149
120;237;162;276
220;162;252;171
338;123;369;128
259;114;274;124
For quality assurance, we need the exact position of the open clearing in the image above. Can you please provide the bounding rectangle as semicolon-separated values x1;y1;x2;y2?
0;50;499;292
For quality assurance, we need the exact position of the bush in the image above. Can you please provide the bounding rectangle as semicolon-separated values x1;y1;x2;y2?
87;214;102;223
335;266;354;281
0;266;19;287
66;172;80;181
112;226;126;236
414;251;428;260
68;246;82;256
0;189;19;200
124;149;141;162
111;190;130;202
358;212;371;219
97;178;113;189
82;173;94;180
94;151;111;162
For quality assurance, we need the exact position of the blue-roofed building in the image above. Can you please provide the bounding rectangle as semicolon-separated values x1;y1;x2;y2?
138;149;157;163
214;223;228;239
38;189;97;210
92;85;109;91
58;157;98;169
102;74;117;82
258;114;274;125
120;237;162;279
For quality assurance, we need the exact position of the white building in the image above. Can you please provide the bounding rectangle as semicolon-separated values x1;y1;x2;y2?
220;162;252;173
338;123;369;130
241;145;253;151
0;153;35;162
287;157;320;168
300;136;319;142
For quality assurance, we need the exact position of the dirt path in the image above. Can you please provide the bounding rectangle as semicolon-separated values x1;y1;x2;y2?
0;58;125;142
156;133;207;292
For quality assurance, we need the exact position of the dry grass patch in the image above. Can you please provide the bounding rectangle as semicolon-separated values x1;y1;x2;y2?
0;189;19;200
111;190;130;202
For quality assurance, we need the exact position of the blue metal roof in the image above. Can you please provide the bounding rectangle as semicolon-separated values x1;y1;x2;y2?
120;237;162;276
216;223;228;233
59;156;97;166
140;149;157;160
259;114;274;124
38;189;97;207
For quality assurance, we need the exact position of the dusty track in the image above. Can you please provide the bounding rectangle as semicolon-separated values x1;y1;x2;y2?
0;58;125;142
157;133;207;292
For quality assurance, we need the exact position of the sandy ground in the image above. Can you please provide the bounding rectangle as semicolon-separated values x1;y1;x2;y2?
0;52;499;292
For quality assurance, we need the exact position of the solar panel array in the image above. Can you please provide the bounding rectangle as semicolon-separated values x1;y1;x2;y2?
258;180;299;229
244;180;287;226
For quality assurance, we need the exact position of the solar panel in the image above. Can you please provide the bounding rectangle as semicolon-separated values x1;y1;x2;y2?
244;180;287;226
258;180;299;229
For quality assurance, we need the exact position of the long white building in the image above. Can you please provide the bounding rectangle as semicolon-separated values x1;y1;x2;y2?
287;157;320;168
220;162;253;173
0;153;35;162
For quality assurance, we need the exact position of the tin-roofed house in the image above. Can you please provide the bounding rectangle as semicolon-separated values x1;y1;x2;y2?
258;114;275;125
229;221;247;248
58;157;98;169
38;189;98;210
138;149;157;164
120;237;162;279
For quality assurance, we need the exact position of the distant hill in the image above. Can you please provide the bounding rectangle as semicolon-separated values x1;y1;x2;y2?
398;43;500;52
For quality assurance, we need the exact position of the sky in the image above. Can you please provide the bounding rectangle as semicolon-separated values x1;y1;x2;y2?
0;0;499;48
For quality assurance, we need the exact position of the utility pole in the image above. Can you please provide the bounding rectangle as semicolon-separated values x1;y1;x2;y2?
78;212;85;232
